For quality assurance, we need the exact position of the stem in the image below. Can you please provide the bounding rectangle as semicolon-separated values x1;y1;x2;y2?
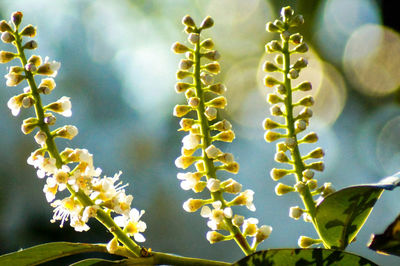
281;30;327;247
13;30;142;257
193;30;252;256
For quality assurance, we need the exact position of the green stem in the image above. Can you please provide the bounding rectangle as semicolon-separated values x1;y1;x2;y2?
281;30;326;247
13;30;142;257
192;30;252;256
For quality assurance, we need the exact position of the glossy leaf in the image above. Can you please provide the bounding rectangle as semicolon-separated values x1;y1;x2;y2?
233;248;377;266
368;213;400;256
71;258;131;266
0;242;108;266
315;174;400;249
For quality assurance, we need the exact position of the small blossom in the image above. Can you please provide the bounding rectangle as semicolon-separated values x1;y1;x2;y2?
34;130;47;145
175;155;197;169
206;231;225;244
255;225;273;243
45;96;72;117
37;57;61;77
243;217;259;236
7;93;26;116
230;189;255;211
5;72;25;86
205;106;217;120
54;125;78;140
106;237;119;253
0;51;16;63
289;206;303;220
182;133;201;150
205;145;223;159
232;215;244;227
114;208;146;242
275;183;294;195
212;119;231;131
298;236;321;248
183;198;204;212
207;178;221;192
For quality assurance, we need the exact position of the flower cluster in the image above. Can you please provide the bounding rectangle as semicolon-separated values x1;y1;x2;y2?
1;12;145;253
263;6;335;247
172;15;271;253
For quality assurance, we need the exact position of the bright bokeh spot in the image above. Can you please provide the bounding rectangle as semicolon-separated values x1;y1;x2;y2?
343;24;400;97
377;116;400;175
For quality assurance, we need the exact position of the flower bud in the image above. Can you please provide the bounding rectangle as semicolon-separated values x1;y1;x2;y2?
290;15;304;27
1;32;15;43
37;57;61;77
307;161;324;172
255;225;272;243
175;155;197;169
188;33;199;44
0;20;12;32
0;51;16;63
212;119;231;131
274;54;283;65
217;153;234;164
203;62;220;74
200;72;214;85
206;231;225;244
206;84;225;95
21;117;38;134
222;162;239;174
176;70;192;80
207;178;221;192
263;118;281;130
20;25;36;37
25;62;37;72
182;15;196;28
53;125;78;140
275;151;290;163
175;82;192;93
185;51;194;60
292;43;309;53
183;198;204;212
44;96;72;117
266;22;281;33
206;96;227;109
232;215;244;227
243;222;258;236
200;16;214;29
289;33;303;44
23;40;38;50
264;76;281;87
280;6;294;21
287;68;299;79
195;161;205;172
188;97;200;108
9;66;24;74
302;169;314;180
298;236;321;248
264;131;283;142
5;73;25;86
276;142;288;152
34;130;47;145
297;96;314;106
300;132;318;143
22;96;35;108
222;178;242;194
205;145;223;159
171;42;190;53
267;93;284;104
214;130;235;142
263;61;280;72
185;88;196;99
322;182;335;197
285;137;296;149
205;106;217;120
270;168;290;181
203;50;221;61
270;105;283;116
181;147;196;156
295;81;312;91
307;179;318;190
295;119;307;133
106;238;119;254
173;105;192;117
289;206;303;220
273;19;285;29
292;57;308;69
294;181;306;194
200;38;214;49
28;55;42;66
265;40;282;53
297;107;313;119
179;59;194;70
11;11;23;27
307;148;324;159
275;183;294;195
184;26;194;34
44;114;56;125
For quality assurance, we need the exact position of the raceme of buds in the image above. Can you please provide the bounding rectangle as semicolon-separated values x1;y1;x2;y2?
172;15;270;251
1;11;147;256
263;6;329;238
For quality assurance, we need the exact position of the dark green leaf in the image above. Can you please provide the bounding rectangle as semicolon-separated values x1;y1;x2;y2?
368;213;400;256
70;258;131;266
0;242;108;266
315;175;400;249
233;248;377;266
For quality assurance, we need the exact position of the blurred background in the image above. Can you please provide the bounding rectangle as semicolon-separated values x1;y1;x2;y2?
0;0;400;264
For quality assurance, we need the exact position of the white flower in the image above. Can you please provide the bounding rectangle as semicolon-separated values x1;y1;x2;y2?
182;133;200;150
207;178;220;192
205;145;222;159
242;217;259;236
37;56;61;77
51;197;83;229
177;172;202;191
7;94;24;116
4;73;25;86
34;130;47;145
114;208;146;242
182;198;204;212
230;189;256;211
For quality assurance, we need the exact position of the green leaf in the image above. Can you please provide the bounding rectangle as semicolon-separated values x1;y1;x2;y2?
70;258;131;266
368;213;400;256
315;175;400;249
233;248;377;266
0;242;108;266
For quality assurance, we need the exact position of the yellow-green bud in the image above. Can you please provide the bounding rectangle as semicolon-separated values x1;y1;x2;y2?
204;106;217;120
294;181;307;194
200;16;214;29
276;142;288;152
281;31;290;41
265;40;282;53
20;25;36;37
297;107;313;119
206;231;226;244
267;93;284;104
188;97;200;108
302;169;314;180
179;118;195;131
185;88;196;99
292;43;309;53
322;182;335;197
285;137;296;149
184;26;195;34
295;81;312;91
182;15;196;28
214;130;235;142
289;33;303;44
274;54;283;65
223;162;239;174
298;236;321;248
300;132;318;143
276;84;286;94
264;131;283;142
173;104;192;117
297;96;314;106
289;206;303;220
295;119;307;133
264;61;280;72
11;11;23;27
175;155;198;169
290;15;304;27
0;51;16;63
171;42;190;53
266;22;281;33
206;96;227;109
21;117;38;134
1;32;15;43
200;38;214;49
264;76;281;87
28;55;42;66
195;161;205;172
188;33;199;44
175;82;192;93
212;119;231;131
208;83;226;94
275;182;294;195
307;148;324;159
179;59;194;70
22;40;38;50
176;70;193;79
292;57;308;69
203;62;220;74
280;6;294;21
185;51;194;60
270;105;283;116
263;118;281;130
275;151;290;163
203;50;221;61
307;179;318;190
287;68;299;79
0;20;12;32
273;19;285;29
183;198;205;212
270;168;290;181
307;161;324;172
